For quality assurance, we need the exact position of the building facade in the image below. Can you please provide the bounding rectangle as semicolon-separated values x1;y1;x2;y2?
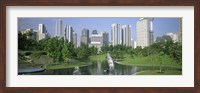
122;25;131;46
22;24;48;41
81;28;90;46
131;39;137;49
90;34;102;51
21;29;38;40
89;32;109;52
72;32;77;47
101;32;109;46
92;29;98;34
64;25;73;42
38;24;48;41
55;19;63;37
111;23;121;46
136;18;154;48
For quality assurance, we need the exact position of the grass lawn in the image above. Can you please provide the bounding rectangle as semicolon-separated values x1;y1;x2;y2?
119;54;181;69
136;70;182;75
89;53;107;61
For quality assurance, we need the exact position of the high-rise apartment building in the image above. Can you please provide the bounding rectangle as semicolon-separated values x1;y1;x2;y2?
72;32;77;47
102;32;109;46
55;19;63;37
122;25;131;46
81;28;90;46
111;23;121;46
38;24;47;41
131;39;137;49
39;24;47;33
64;25;73;42
136;18;154;48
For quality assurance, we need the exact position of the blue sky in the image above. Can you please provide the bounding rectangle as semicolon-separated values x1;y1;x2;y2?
18;18;180;45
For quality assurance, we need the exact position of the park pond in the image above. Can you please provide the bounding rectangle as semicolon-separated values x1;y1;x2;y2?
19;60;181;75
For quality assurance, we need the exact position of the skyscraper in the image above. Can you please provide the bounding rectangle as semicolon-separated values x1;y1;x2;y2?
39;24;47;33
81;28;89;46
111;23;120;46
131;39;137;49
89;31;109;52
55;19;63;37
72;32;77;47
136;18;154;48
122;25;131;46
38;24;48;40
102;32;109;46
149;18;154;45
92;30;98;34
64;25;73;42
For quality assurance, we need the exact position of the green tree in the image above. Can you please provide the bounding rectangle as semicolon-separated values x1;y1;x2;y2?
158;51;164;73
44;37;64;62
77;44;90;61
169;42;182;64
134;46;142;56
101;45;109;53
130;48;135;58
89;46;98;55
62;40;70;62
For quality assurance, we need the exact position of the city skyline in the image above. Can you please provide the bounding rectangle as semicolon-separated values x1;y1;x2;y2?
18;17;180;46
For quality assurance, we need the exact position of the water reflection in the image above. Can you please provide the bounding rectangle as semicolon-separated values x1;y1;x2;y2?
27;61;181;75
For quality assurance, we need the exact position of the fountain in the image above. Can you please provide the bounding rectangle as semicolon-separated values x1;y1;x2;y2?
73;66;81;75
107;53;114;72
